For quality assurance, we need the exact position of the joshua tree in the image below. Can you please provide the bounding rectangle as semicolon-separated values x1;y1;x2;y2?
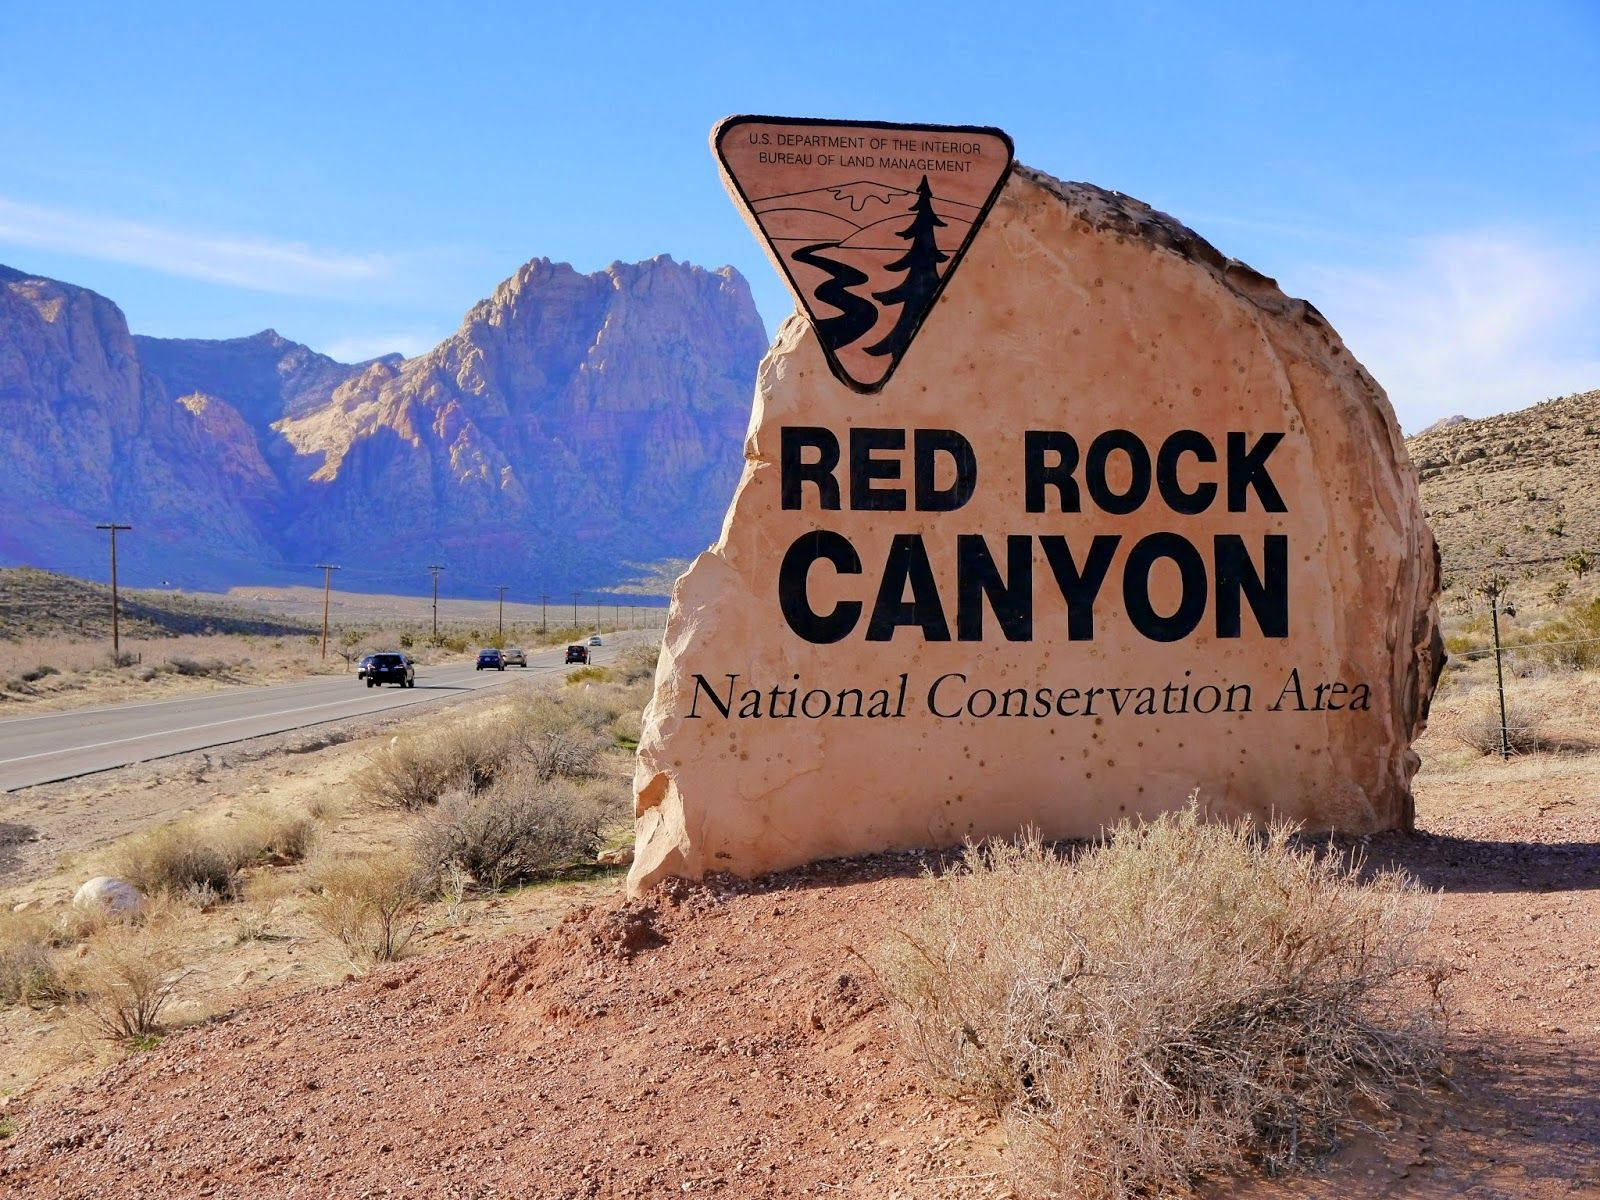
1566;549;1593;585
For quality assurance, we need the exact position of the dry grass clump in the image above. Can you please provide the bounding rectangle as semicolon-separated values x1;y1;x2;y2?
355;736;457;810
413;773;604;892
512;697;609;782
72;922;183;1043
110;822;242;903
1516;598;1600;671
614;642;660;685
163;655;229;677
226;806;318;866
1453;702;1560;755
875;805;1443;1200
0;911;68;1008
106;807;317;902
306;855;426;963
358;693;624;812
355;720;513;810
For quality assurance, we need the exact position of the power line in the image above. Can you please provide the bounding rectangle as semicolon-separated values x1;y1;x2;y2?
1451;634;1600;659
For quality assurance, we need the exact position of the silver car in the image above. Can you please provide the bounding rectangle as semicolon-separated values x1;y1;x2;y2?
503;646;527;667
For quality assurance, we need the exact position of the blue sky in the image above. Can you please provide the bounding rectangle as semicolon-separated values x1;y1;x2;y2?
2;0;1596;430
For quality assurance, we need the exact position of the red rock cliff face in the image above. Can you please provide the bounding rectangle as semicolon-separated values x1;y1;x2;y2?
0;256;768;591
0;265;279;580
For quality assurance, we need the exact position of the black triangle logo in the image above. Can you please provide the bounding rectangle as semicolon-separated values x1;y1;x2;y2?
714;116;1014;394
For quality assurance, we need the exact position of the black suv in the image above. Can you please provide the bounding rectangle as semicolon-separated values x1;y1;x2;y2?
565;644;589;665
476;648;506;671
365;652;414;688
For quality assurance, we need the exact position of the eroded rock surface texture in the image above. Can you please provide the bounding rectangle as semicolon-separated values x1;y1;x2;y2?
630;166;1441;892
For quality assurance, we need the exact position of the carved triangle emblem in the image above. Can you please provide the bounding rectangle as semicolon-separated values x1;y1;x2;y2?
714;116;1014;394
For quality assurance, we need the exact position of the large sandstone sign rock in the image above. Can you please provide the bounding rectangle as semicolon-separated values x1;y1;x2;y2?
628;136;1441;894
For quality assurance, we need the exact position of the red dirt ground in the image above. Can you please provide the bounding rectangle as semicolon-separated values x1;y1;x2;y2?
4;783;1599;1199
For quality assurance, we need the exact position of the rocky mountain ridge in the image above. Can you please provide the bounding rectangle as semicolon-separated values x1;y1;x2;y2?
1406;388;1600;596
0;257;768;594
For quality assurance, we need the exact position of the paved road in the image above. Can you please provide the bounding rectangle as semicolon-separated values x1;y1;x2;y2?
0;639;632;792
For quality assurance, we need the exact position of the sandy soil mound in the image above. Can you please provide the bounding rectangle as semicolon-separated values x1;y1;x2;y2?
1;855;1000;1199
4;801;1599;1198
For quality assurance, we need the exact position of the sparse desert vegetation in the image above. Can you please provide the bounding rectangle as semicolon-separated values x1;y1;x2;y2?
1413;390;1600;597
0;647;652;1088
4;638;1600;1195
876;810;1444;1199
0;566;661;714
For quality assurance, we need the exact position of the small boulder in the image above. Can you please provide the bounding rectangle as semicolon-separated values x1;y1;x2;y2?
73;876;146;917
596;846;634;868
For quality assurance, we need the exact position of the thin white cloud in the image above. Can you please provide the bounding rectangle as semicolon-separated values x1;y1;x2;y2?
1297;231;1600;433
0;195;393;296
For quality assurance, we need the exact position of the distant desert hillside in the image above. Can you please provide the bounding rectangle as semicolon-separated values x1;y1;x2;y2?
1408;389;1600;596
0;567;313;640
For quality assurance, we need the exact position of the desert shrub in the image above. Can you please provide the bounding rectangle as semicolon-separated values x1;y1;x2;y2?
227;807;317;866
1453;702;1559;755
576;774;633;819
0;911;67;1007
110;821;241;902
73;923;182;1043
611;706;643;749
875;806;1442;1200
19;664;59;683
615;643;660;685
438;721;517;793
566;666;610;685
1521;598;1600;670
355;738;455;810
508;698;608;782
164;655;226;677
306;855;426;963
413;774;603;892
398;632;414;649
100;808;311;906
355;721;513;810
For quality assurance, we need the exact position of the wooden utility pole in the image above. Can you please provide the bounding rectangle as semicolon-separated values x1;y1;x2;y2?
316;564;340;660
540;593;549;634
427;565;445;639
95;522;132;658
572;590;580;628
494;585;509;638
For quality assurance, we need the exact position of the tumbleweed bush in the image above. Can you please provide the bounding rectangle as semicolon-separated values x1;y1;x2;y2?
876;804;1444;1200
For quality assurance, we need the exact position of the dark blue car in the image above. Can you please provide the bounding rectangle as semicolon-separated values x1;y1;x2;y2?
476;648;505;671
